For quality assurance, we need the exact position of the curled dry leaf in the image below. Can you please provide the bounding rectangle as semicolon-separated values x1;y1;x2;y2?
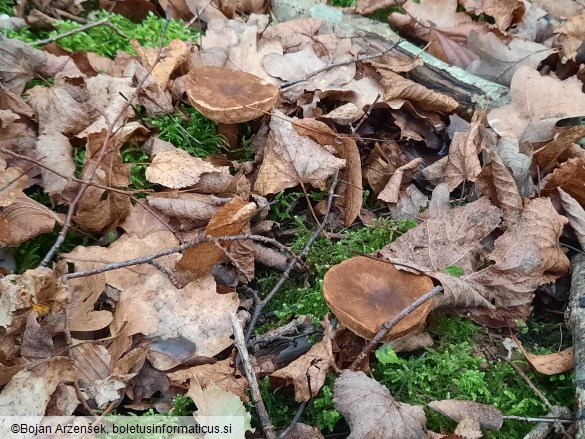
0;36;47;94
333;370;427;439
271;341;332;402
254;111;346;195
294;118;362;226
146;148;224;189
427;400;503;430
374;64;459;113
558;188;585;249
35;133;75;195
378;158;423;203
531;124;585;176
147;192;230;222
542;157;585;207
443;110;484;190
67;274;113;332
511;333;574;375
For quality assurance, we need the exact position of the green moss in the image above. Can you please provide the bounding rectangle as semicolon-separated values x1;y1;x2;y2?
6;12;199;58
146;104;224;158
372;316;574;438
0;0;16;15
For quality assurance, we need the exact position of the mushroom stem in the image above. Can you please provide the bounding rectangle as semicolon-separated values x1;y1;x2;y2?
218;123;238;150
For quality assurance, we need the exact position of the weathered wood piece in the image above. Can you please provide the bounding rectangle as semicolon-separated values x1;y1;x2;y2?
271;0;511;116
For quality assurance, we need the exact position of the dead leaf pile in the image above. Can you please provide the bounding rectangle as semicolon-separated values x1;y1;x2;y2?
1;0;584;437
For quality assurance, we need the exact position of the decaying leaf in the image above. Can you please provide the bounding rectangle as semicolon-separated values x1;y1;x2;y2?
428;400;503;430
254;111;346;195
0;166;27;207
177;198;257;277
146;148;224;189
334;370;427;439
271;341;332;402
558;188;585;249
511;333;574;375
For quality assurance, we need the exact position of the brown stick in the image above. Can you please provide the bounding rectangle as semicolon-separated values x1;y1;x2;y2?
230;313;277;439
350;285;443;370
62;234;300;280
35;16;115;45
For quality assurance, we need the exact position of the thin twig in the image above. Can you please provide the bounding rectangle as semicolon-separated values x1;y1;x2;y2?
351;93;381;134
230;313;277;439
245;171;340;342
39;17;171;266
350;286;444;370
502;415;573;424
35;16;112;45
62;234;301;280
276;402;308;439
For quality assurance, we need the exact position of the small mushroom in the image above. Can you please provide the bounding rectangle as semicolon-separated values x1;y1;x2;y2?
185;66;279;149
323;256;435;341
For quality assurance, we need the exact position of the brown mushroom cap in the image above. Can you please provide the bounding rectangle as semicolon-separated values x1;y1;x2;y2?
323;256;435;341
185;66;279;124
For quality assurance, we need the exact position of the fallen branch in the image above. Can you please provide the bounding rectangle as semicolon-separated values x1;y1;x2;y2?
244;170;340;342
230;313;277;439
567;252;585;438
62;234;301;280
350;285;444;370
35;16;125;46
271;0;510;116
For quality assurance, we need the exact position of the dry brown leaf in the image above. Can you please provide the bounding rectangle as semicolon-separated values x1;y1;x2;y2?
0;36;47;94
146;148;223;189
254;111;346;195
378;158;423;203
375;65;459;113
365;157;395;196
168;358;249;402
281;423;325;439
21;312;54;359
177;198;257;277
511;333;574;375
148;192;229;222
460;0;525;30
35;133;75;195
532;125;585;175
466;31;554;86
428;400;503;430
0;167;27;207
388;184;428;221
333;370;427;439
78;75;135;136
189;383;252;436
541;157;585;207
378;196;569;326
0;357;77;415
27;81;93;136
558;188;585;249
443;111;484;190
108;282;158;365
487;66;585;141
133;39;190;86
294;119;362;226
119;200;171;239
531;0;582;17
476;149;523;225
271;341;332;402
67;274;113;332
71;342;111;385
356;0;404;14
